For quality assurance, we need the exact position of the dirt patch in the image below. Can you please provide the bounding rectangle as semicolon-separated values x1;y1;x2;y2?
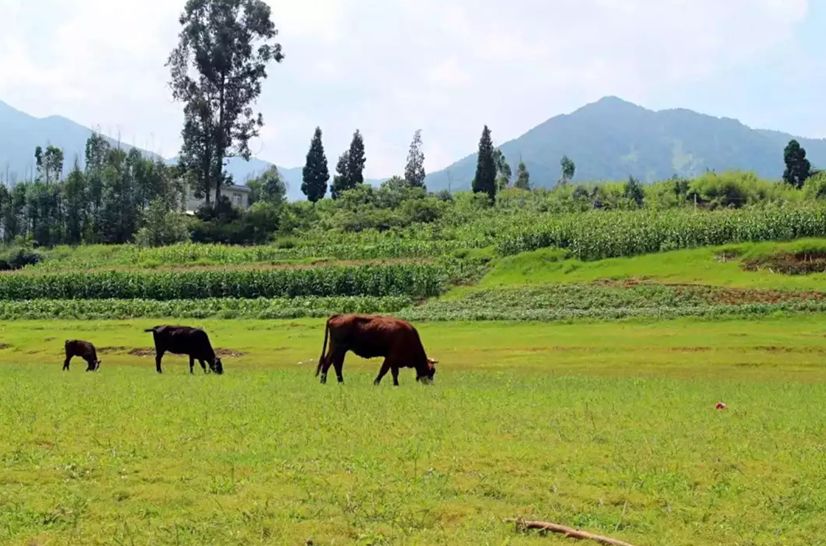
100;346;130;353
710;287;826;305
128;348;155;357
744;251;826;275
752;346;826;354
0;343;12;350
216;348;247;357
667;347;713;353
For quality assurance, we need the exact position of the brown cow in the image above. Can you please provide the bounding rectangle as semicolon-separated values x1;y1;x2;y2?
64;340;101;372
316;314;437;386
145;326;224;375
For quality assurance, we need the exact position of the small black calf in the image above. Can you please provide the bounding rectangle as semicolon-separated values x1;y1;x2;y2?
64;340;101;372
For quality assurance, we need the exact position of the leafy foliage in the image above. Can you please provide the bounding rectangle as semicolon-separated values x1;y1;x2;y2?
560;155;576;185
514;161;531;190
168;0;283;204
783;139;812;189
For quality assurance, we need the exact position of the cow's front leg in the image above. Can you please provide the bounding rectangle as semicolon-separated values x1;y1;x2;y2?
374;359;391;386
63;356;71;371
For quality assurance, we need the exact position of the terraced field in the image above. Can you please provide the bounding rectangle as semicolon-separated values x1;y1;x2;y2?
2;208;826;545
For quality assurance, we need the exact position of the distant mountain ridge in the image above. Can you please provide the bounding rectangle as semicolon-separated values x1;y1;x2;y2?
4;97;826;201
0;99;312;200
425;96;826;191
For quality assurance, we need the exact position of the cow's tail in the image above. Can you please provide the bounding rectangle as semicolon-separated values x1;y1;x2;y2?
144;328;156;333
315;319;331;377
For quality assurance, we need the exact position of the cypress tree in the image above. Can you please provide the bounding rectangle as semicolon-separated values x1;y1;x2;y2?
331;151;352;200
301;127;330;202
472;125;497;201
404;129;426;188
348;130;366;186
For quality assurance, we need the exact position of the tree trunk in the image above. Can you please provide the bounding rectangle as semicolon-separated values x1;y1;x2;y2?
215;74;226;205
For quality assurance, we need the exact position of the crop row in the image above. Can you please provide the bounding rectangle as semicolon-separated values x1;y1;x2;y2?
402;284;826;321
0;265;446;300
0;297;412;320
32;240;471;272
496;206;826;260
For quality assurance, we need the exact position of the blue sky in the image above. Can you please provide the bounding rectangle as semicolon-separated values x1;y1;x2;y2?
0;0;823;176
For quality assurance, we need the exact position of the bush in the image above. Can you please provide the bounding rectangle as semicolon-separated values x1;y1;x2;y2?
0;247;42;271
134;199;191;247
686;171;795;209
804;172;826;200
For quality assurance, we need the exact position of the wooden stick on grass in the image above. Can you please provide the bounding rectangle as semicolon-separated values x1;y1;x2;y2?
507;518;637;546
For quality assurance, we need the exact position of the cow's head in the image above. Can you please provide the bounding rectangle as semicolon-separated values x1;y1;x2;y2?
211;357;224;375
418;357;438;384
94;360;102;371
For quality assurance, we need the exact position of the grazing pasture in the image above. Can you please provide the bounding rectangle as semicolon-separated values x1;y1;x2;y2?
1;317;825;545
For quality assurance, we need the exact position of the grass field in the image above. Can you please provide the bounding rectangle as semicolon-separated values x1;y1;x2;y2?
2;316;826;545
475;240;826;291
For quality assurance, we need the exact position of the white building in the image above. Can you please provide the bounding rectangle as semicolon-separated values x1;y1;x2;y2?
184;184;253;213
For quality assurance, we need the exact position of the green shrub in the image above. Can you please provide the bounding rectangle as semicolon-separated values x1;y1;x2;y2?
804;172;826;200
0;247;42;271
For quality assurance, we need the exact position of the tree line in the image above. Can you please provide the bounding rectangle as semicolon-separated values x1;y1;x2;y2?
0;135;184;247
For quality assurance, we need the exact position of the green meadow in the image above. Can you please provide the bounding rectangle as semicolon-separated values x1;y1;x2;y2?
2;317;826;545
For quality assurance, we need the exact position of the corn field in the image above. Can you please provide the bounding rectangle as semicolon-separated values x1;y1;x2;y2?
0;265;447;300
496;206;826;260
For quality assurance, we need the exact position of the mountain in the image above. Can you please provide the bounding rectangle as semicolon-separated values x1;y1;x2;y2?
0;99;361;202
6;96;826;200
0;99;158;181
425;96;826;191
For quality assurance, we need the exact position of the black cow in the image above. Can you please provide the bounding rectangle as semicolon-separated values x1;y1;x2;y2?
316;314;437;386
64;340;101;372
144;326;224;375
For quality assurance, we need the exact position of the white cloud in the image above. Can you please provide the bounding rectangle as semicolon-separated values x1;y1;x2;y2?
0;0;815;176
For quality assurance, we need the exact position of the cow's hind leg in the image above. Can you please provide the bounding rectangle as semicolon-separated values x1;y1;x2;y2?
189;355;195;375
391;366;400;387
320;349;342;384
332;351;346;384
374;359;391;386
155;350;165;374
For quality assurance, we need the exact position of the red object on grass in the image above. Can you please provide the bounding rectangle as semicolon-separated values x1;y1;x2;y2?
716;402;728;410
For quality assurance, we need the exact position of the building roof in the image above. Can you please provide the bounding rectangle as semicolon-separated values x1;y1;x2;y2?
225;184;252;194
